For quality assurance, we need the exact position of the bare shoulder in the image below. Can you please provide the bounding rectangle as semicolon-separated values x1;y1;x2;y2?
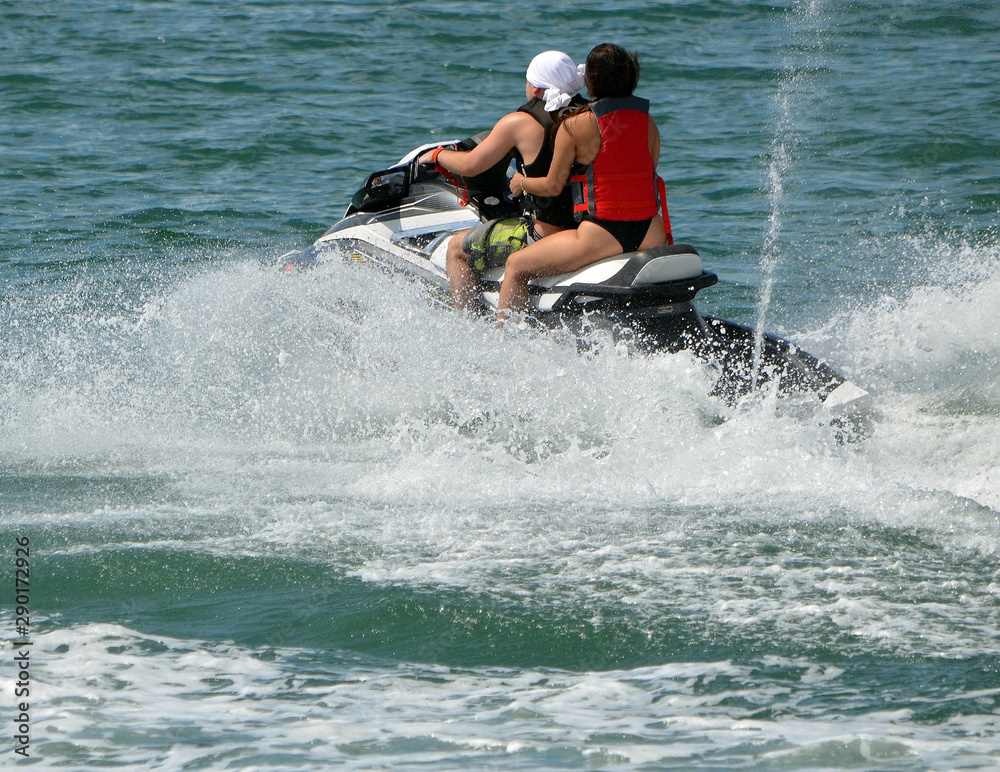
485;110;541;145
564;109;598;132
562;110;601;163
494;110;538;133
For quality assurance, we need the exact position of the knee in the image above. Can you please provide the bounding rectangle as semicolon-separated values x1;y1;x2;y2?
447;233;469;261
504;251;532;281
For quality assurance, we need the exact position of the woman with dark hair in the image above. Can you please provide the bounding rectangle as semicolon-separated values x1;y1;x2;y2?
501;43;668;315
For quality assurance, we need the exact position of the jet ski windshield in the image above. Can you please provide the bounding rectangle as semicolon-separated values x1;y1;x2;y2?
348;164;412;215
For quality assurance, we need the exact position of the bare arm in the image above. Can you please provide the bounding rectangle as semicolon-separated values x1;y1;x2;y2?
418;112;541;177
513;113;661;197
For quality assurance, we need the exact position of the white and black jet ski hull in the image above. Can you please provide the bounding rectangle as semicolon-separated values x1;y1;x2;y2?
282;143;869;412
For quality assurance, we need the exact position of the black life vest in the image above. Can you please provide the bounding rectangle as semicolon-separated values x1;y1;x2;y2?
515;94;589;229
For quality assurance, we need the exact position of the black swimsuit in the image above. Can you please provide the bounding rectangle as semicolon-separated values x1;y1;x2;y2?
583;215;653;253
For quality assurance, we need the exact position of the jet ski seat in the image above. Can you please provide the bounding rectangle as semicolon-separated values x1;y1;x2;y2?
615;243;704;287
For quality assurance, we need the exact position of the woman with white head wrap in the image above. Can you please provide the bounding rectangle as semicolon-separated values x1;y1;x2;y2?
416;51;587;310
526;50;587;112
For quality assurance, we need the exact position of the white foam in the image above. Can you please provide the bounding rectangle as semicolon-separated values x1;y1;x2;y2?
6;621;998;769
3;245;1000;666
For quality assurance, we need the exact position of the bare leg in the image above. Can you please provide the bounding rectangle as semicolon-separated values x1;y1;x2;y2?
445;231;479;310
637;215;668;251
448;220;568;312
498;222;622;314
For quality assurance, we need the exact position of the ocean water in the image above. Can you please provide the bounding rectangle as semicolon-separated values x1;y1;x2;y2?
2;0;1000;768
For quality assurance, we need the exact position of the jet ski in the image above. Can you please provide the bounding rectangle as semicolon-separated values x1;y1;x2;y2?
282;140;870;413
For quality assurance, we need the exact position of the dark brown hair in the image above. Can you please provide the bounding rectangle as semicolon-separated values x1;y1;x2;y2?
584;43;641;99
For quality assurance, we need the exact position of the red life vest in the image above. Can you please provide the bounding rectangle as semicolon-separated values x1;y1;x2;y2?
571;96;659;222
569;96;673;244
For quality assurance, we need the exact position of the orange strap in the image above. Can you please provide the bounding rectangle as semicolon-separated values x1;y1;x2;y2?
433;147;469;207
657;176;673;245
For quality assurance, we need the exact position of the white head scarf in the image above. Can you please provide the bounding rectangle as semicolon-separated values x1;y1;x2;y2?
526;50;586;112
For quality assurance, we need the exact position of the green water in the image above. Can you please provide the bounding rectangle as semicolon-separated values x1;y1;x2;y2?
3;1;1000;768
